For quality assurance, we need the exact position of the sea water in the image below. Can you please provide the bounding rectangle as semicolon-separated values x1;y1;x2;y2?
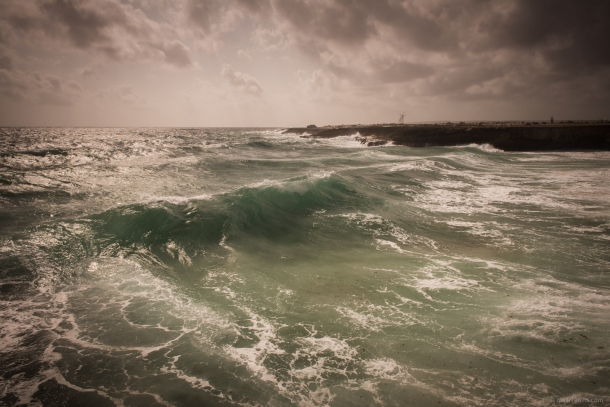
0;128;609;406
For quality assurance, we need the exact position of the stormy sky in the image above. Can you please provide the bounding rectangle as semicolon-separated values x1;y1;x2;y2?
1;0;609;126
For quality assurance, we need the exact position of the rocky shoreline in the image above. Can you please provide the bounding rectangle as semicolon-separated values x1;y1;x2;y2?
283;123;610;151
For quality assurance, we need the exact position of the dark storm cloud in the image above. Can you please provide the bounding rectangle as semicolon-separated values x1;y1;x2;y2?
377;61;435;84
186;0;216;34
0;69;83;105
186;0;248;44
0;21;16;45
0;0;607;113
263;0;610;66
235;0;272;14
0;0;194;68
240;0;459;51
40;0;120;49
233;0;610;101
0;55;13;71
476;1;610;71
273;0;376;47
159;40;193;68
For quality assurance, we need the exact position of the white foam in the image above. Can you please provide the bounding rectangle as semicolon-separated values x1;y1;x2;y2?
364;359;414;382
140;193;211;205
223;309;285;383
414;178;584;215
334;212;437;252
457;143;504;153
375;239;406;253
565;225;606;234
388;160;438;173
214;286;237;299
297;336;357;361
219;233;235;253
317;133;368;148
336;306;390;332
413;275;480;292
444;220;514;246
246;171;335;194
165;241;193;266
0;244;242;403
258;129;292;136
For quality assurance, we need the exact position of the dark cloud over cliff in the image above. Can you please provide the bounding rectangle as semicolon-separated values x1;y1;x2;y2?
235;0;610;100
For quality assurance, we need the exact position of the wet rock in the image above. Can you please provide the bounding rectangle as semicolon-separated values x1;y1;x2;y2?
284;124;610;151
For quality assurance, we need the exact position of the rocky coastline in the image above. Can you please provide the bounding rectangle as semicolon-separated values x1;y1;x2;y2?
283;123;610;151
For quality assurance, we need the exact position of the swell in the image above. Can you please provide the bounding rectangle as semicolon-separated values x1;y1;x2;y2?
0;148;69;158
10;146;523;281
25;174;378;281
245;140;275;148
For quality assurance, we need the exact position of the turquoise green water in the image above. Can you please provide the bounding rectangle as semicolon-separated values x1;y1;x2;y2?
1;128;609;406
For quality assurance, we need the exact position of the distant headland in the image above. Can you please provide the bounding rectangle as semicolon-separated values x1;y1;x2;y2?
283;122;610;151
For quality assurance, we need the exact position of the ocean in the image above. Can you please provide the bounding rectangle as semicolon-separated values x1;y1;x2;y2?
1;128;609;406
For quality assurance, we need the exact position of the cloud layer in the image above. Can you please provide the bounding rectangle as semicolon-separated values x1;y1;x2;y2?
1;0;609;124
239;0;610;102
0;69;83;105
221;64;264;96
1;0;194;67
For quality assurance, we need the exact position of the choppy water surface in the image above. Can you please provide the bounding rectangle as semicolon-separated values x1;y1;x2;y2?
1;128;609;406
